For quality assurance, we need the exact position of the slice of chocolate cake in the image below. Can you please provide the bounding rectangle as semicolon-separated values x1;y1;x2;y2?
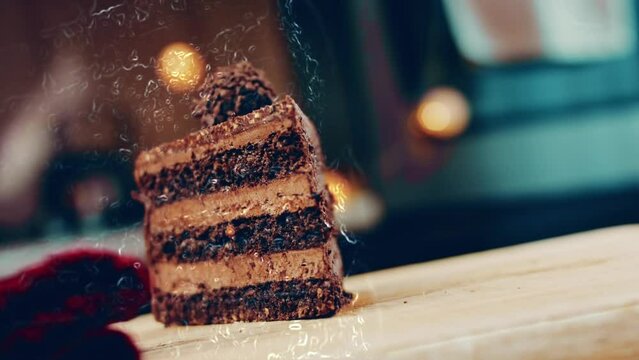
134;63;350;325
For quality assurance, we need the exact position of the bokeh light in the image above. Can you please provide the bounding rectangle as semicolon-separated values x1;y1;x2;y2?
325;170;384;231
414;87;470;139
156;42;205;92
325;170;353;214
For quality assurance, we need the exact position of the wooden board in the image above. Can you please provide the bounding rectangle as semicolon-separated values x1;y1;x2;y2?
114;225;639;359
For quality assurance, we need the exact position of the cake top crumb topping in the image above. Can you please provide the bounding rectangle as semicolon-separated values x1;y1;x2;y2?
192;61;276;127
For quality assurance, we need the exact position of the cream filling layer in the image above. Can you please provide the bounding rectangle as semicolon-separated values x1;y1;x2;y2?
148;173;317;235
152;239;342;295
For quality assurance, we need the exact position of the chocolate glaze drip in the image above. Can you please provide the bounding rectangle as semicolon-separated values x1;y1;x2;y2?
192;61;276;127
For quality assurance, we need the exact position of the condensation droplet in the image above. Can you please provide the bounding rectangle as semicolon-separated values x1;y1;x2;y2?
118;148;132;161
144;80;158;97
135;7;149;22
114;13;125;26
99;196;110;208
340;223;357;245
129;49;139;61
170;0;187;11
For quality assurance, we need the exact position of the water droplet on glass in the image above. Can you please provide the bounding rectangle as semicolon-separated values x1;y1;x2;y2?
84;282;96;293
170;0;187;11
135;7;149;22
144;80;158;97
117;276;133;289
114;13;125;26
129;49;139;61
340;223;357;244
99;196;110;209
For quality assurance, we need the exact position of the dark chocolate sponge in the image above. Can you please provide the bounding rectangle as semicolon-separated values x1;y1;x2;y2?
192;61;276;127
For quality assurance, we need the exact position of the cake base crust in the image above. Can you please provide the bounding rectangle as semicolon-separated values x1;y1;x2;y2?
150;199;331;263
151;238;343;294
152;279;351;325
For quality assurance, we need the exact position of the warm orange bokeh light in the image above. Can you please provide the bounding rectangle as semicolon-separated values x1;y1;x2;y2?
415;87;470;139
324;170;385;231
324;170;355;213
156;42;204;92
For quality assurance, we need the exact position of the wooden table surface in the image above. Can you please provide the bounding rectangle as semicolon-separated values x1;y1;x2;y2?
114;225;639;359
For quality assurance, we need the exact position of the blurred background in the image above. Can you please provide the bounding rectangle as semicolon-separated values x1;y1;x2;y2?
1;0;639;275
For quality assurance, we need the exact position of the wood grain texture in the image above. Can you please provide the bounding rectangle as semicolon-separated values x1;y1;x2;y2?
113;225;639;359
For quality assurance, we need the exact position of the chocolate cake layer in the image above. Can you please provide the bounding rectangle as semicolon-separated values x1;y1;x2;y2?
152;238;343;293
152;278;351;325
138;130;309;207
150;204;331;263
134;96;318;178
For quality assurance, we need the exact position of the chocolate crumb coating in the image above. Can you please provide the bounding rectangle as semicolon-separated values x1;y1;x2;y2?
192;61;276;127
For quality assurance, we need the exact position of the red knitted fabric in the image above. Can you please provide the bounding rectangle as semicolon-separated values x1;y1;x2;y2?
0;249;150;359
